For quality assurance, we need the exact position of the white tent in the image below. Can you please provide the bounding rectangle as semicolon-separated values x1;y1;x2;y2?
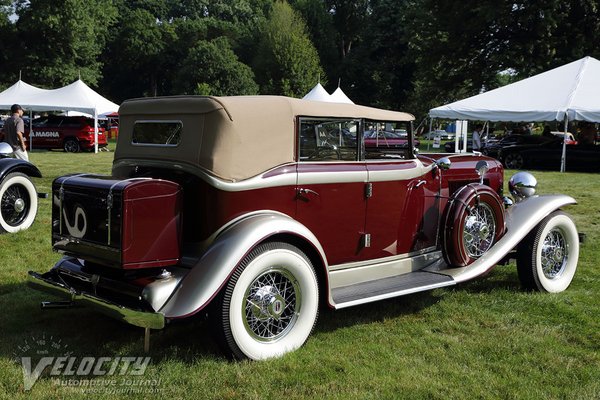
429;56;600;171
430;56;600;122
303;82;355;104
0;80;50;108
303;83;331;102
330;87;354;104
0;79;119;153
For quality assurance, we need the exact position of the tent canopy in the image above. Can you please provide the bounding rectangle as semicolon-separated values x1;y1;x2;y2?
430;56;600;122
0;79;118;116
0;80;50;109
302;83;355;104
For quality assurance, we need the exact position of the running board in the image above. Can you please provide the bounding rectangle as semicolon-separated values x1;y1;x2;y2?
332;271;455;309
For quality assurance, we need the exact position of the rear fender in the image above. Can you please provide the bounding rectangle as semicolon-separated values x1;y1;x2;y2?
159;211;328;319
0;158;42;181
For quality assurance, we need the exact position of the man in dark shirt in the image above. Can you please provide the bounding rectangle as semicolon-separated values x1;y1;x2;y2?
4;104;28;161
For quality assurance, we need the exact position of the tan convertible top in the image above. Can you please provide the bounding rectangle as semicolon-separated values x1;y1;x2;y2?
116;95;414;182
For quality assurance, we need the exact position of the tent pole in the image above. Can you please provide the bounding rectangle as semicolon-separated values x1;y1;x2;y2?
427;118;433;151
94;109;98;154
560;115;568;172
29;110;33;151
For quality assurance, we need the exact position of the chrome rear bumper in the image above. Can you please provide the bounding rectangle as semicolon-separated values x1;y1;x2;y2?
27;271;165;330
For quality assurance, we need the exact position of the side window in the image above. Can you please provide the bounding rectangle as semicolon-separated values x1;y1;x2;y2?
299;118;359;161
132;121;182;146
364;120;412;160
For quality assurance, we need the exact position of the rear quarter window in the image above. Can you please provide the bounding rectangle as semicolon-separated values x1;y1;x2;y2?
132;121;182;146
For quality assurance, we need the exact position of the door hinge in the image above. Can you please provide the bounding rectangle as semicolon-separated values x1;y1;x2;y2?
361;233;371;248
365;182;373;198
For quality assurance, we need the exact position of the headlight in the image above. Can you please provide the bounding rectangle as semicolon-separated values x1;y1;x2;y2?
508;171;537;201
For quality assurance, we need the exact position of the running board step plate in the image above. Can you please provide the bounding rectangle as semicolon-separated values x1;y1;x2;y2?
332;271;455;309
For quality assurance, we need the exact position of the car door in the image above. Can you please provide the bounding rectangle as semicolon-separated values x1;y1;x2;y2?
295;118;368;266
362;155;441;261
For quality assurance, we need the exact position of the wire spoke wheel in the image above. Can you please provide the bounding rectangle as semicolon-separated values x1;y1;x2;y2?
243;268;300;342
0;172;38;233
540;228;568;279
217;242;319;360
1;182;30;226
517;211;579;293
463;202;496;258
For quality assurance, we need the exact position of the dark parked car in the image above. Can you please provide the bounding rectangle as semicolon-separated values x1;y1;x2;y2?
482;134;553;159
0;142;42;233
23;115;108;152
28;96;580;360
444;138;473;152
499;138;600;171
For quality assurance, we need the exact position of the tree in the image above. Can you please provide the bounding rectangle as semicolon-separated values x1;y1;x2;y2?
101;5;178;101
404;0;600;118
290;0;338;81
174;37;259;96
326;0;369;59
254;1;325;97
0;0;16;88
13;0;117;87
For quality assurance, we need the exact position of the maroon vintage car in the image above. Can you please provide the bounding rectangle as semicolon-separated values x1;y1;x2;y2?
28;96;580;360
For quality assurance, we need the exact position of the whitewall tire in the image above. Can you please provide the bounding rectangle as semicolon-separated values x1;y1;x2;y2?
218;242;319;360
517;211;579;293
0;172;38;233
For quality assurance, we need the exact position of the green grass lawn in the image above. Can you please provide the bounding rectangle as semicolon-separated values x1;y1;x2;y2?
1;143;599;399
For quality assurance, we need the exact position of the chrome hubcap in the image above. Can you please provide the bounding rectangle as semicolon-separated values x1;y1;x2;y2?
243;268;300;342
463;202;496;258
14;198;25;213
541;228;568;279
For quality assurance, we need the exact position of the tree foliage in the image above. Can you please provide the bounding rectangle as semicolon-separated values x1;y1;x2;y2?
175;37;259;96
254;1;324;97
2;0;600;118
12;0;116;87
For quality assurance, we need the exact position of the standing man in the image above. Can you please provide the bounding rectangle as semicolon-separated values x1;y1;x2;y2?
4;104;28;161
472;123;484;152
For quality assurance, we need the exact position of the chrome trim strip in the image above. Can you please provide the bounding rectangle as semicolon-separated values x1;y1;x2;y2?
367;159;433;182
27;271;165;329
113;157;433;192
333;279;456;309
329;250;444;289
113;159;297;192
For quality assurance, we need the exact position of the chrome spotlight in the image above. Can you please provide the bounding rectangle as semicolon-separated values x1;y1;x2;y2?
509;171;537;201
0;142;14;158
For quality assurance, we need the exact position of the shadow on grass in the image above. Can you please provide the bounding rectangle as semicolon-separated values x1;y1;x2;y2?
0;282;224;365
454;264;523;294
317;290;445;333
0;265;526;365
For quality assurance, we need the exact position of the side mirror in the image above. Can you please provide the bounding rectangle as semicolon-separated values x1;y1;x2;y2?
435;157;451;170
475;160;489;184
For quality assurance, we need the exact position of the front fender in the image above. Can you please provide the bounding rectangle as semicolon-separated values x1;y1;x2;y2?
443;194;576;283
159;212;328;319
0;158;42;181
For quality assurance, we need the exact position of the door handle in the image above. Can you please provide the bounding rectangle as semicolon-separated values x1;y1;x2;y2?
296;188;319;201
415;180;427;188
297;188;319;196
